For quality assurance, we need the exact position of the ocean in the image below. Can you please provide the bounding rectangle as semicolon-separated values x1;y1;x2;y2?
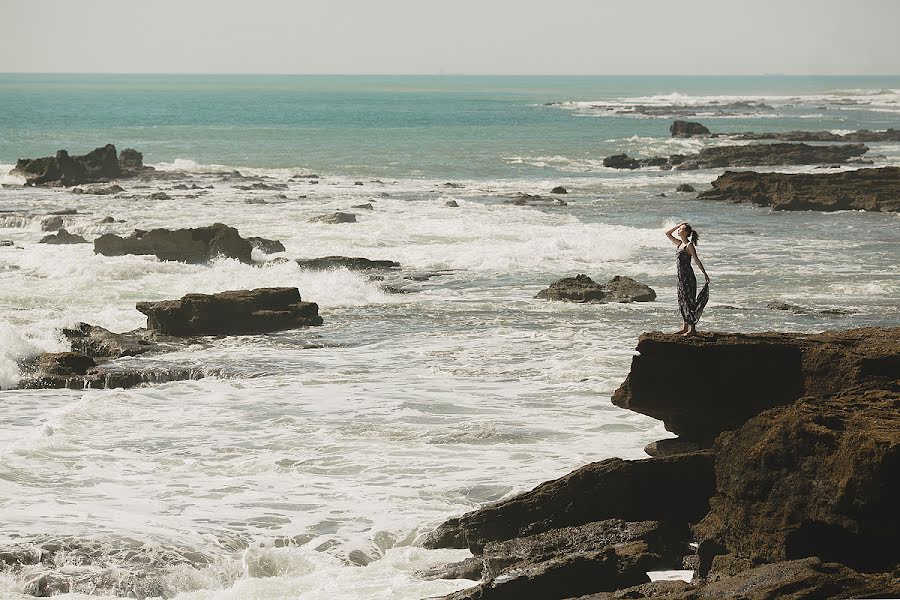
0;74;899;599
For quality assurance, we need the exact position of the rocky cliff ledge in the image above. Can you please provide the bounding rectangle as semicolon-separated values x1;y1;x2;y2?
423;327;899;599
697;167;900;212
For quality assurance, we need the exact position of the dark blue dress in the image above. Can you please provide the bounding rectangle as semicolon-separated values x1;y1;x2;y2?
677;244;709;325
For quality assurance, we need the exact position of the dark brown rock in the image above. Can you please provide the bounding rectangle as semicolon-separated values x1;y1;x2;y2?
694;389;900;574
35;352;96;376
295;256;400;271
673;143;867;170
63;323;157;359
603;154;641;170
442;542;656;600
72;184;124;195
148;191;171;201
611;328;900;444
247;236;286;254
423;452;714;552
697;167;900;212
551;186;568;194
309;212;357;224
578;558;898;599
94;223;254;263
135;287;323;336
670;121;710;137
721;128;900;143
10;145;153;187
675;184;696;193
535;275;656;304
39;228;89;244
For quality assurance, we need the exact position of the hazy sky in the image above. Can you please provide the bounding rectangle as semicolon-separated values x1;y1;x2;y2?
2;0;899;75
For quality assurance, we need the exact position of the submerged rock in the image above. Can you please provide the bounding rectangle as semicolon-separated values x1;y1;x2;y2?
94;223;254;263
136;287;323;336
550;186;568;194
535;275;656;304
39;228;88;244
295;256;400;271
698;166;900;212
308;212;357;224
675;183;696;193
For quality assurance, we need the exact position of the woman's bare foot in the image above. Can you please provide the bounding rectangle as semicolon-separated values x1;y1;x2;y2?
674;328;688;335
682;328;697;337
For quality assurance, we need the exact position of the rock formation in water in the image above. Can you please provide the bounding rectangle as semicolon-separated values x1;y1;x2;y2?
697;166;900;212
603;143;868;171
136;287;323;336
94;223;256;263
670;120;710;137
295;256;401;271
38;229;89;244
424;326;900;599
536;275;656;303
668;120;900;142
10;144;155;186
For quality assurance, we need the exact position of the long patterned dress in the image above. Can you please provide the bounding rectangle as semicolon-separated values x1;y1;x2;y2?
677;244;709;325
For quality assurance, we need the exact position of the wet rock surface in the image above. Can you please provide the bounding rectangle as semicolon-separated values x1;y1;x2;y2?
295;256;401;271
428;326;899;600
247;236;286;254
136;287;323;336
10;144;155;186
308;211;357;224
611;328;899;444
604;143;868;171
670;120;710;137
94;223;254;263
698;166;900;212
38;228;89;244
536;275;656;304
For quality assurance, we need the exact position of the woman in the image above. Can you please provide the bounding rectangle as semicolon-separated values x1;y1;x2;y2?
665;222;710;336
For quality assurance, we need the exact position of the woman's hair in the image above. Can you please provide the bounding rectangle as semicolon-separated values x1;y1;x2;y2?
683;224;700;245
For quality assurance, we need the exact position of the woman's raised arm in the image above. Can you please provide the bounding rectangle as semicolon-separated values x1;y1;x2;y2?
665;222;685;246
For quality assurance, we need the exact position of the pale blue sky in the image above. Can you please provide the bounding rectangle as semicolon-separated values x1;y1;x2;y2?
2;0;899;74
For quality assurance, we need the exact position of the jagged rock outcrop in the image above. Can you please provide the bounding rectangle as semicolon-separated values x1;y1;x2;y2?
535;275;656;304
136;287;323;336
427;327;899;599
295;256;400;271
9;144;154;186
670;120;710;137
721;127;900;142
423;452;714;553
94;223;254;263
247;236;286;254
698;167;900;212
604;143;868;171
611;328;899;445
39;229;88;244
694;388;899;575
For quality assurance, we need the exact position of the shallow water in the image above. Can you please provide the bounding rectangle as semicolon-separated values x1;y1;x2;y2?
0;75;899;599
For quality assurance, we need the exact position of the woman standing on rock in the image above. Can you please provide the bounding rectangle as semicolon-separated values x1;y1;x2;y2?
665;222;710;336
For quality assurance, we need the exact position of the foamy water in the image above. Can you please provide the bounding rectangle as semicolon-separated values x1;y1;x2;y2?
1;76;899;599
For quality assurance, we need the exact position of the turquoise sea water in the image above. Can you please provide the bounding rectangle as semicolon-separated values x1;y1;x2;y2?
3;74;900;178
0;75;899;599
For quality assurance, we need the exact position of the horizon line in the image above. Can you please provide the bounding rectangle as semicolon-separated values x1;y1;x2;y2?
2;72;900;77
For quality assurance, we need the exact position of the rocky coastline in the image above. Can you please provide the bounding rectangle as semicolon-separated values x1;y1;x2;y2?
16;288;323;390
697;167;900;212
422;327;900;599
